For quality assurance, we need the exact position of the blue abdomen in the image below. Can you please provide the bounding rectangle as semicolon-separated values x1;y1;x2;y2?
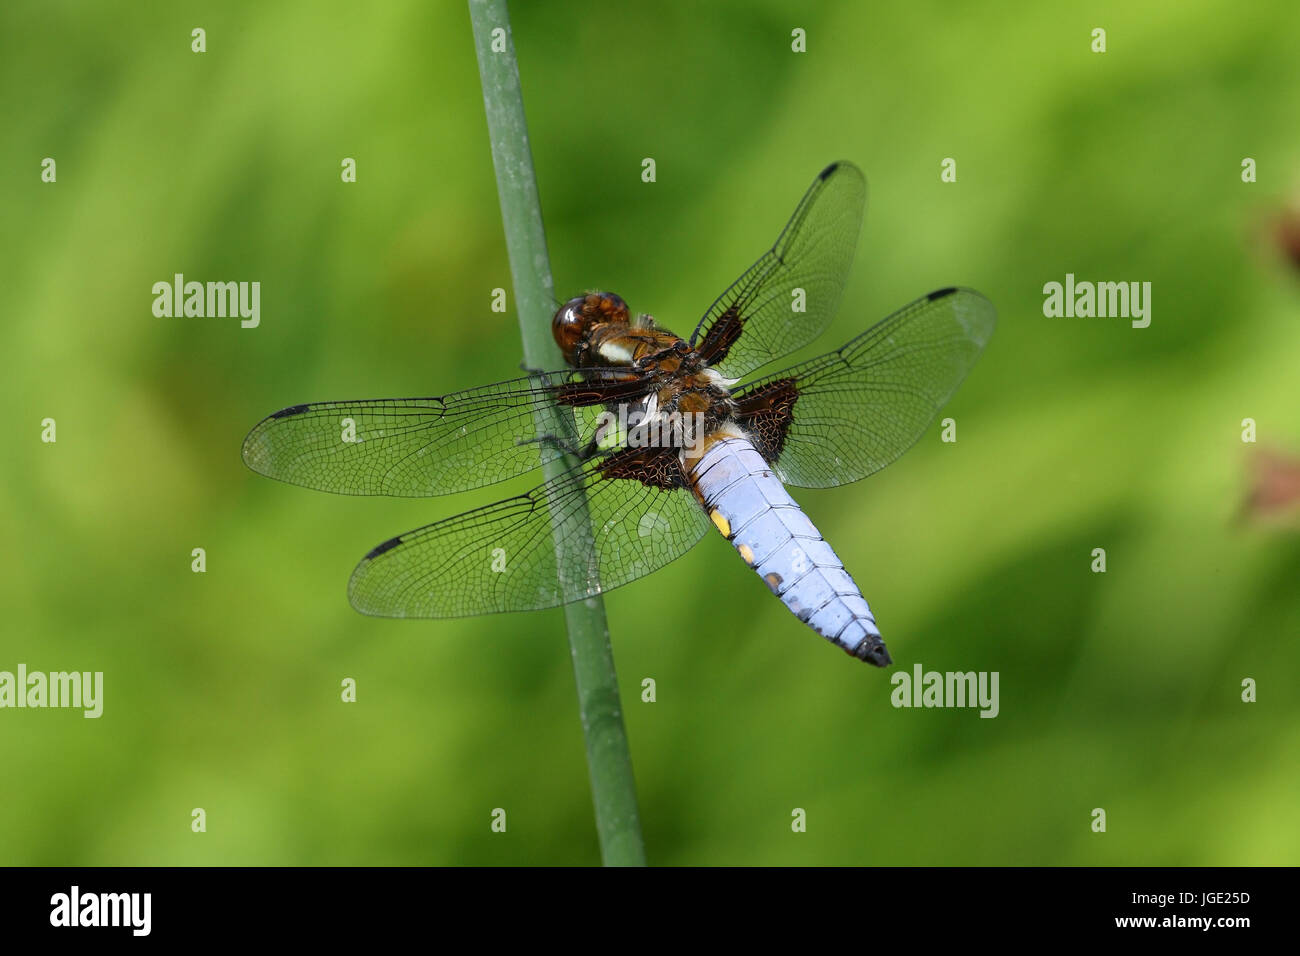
688;436;891;665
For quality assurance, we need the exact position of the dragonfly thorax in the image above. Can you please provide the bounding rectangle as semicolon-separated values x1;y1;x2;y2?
553;291;742;461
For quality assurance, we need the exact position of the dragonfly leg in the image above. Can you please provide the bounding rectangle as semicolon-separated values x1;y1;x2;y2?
519;361;556;378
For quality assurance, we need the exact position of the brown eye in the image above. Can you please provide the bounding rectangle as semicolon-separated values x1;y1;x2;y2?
552;296;589;361
552;292;631;363
594;292;630;325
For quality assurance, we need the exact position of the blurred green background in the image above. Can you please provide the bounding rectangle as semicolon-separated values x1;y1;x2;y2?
2;0;1298;865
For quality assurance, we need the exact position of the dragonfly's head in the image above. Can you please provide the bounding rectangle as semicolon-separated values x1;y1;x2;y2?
553;292;630;364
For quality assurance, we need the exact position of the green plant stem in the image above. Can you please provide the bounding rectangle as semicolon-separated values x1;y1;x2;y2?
468;0;647;867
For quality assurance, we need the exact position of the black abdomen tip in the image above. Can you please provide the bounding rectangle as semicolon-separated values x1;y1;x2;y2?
854;640;893;667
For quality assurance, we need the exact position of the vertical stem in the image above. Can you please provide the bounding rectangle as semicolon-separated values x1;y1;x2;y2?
468;0;647;866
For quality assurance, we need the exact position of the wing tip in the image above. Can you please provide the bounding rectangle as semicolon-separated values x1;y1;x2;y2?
347;545;399;617
241;404;309;473
925;286;998;348
240;430;269;474
957;287;998;347
818;159;863;182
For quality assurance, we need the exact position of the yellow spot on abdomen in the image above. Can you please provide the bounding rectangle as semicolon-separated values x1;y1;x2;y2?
709;509;731;538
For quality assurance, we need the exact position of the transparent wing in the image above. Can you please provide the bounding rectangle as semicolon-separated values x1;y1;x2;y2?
689;161;867;379
241;370;644;497
735;288;996;488
348;450;710;617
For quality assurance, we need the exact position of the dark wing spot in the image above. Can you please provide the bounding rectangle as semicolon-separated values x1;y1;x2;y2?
818;162;840;181
365;536;403;559
927;287;958;301
598;447;688;490
733;377;799;464
270;404;310;419
694;304;745;366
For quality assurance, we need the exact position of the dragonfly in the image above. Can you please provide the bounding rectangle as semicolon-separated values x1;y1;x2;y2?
242;162;995;666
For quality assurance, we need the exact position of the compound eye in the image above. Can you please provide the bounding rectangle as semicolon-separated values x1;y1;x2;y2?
552;296;589;361
594;292;630;325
